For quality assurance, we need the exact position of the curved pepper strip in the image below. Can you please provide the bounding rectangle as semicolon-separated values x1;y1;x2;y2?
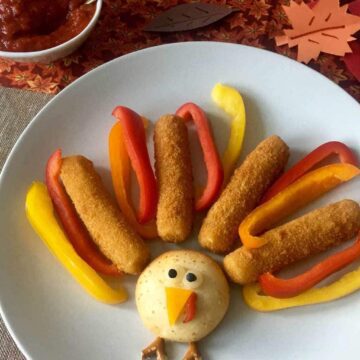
25;182;127;304
211;83;246;184
243;265;360;312
239;163;360;249
183;293;197;323
176;103;223;211
112;106;158;224
259;233;360;298
109;122;157;238
46;149;120;276
262;141;358;203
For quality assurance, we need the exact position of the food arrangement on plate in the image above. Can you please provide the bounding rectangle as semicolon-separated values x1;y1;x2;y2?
25;83;360;359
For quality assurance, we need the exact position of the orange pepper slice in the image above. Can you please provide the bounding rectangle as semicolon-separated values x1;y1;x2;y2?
261;141;358;203
239;163;360;249
109;121;157;239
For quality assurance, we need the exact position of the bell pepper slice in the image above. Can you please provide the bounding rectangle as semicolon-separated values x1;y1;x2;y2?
176;103;223;211
211;83;246;183
112;106;157;224
109;122;157;238
262;141;358;203
46;149;120;276
25;182;127;304
243;264;360;312
165;287;193;326
240;163;360;249
259;233;360;298
183;292;197;323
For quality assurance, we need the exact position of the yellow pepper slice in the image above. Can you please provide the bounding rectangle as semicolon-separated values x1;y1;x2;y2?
25;182;127;304
165;287;193;326
109;121;157;239
240;163;360;249
212;83;246;183
243;267;360;312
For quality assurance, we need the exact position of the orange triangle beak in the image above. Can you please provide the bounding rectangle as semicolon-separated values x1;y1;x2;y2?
165;287;193;326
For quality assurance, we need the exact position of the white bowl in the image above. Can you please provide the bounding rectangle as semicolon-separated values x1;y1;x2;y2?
0;0;102;63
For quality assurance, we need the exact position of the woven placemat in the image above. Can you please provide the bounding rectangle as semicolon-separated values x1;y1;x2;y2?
0;87;53;360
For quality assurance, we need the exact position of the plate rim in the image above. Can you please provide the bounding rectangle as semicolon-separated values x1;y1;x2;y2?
1;40;358;181
0;41;359;360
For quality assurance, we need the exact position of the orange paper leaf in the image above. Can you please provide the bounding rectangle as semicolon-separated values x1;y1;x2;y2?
275;0;360;63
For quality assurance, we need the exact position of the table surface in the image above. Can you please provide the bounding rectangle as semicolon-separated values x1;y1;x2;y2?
0;87;53;360
0;1;358;357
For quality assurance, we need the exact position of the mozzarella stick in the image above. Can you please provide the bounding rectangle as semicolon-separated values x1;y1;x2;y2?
224;200;360;285
60;156;150;275
199;135;289;254
154;115;193;242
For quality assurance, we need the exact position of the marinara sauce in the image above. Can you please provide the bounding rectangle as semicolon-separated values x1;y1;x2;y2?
0;0;96;52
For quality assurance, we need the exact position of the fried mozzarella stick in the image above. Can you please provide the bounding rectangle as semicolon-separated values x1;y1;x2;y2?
60;156;150;275
154;115;193;242
224;200;360;285
199;135;289;254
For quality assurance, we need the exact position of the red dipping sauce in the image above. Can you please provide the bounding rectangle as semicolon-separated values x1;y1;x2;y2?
0;0;96;52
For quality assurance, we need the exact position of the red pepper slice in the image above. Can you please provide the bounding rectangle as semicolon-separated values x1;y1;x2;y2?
261;141;358;203
112;106;158;224
108;121;157;239
176;103;223;211
183;293;197;323
45;149;120;276
259;233;360;298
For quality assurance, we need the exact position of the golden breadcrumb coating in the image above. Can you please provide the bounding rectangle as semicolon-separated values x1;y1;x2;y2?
224;200;360;284
154;115;194;243
199;135;289;254
60;155;150;275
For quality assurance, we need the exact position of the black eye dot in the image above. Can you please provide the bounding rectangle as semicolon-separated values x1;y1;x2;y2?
186;273;197;282
168;269;177;278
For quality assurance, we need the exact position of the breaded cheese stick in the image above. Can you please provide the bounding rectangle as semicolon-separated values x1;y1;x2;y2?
60;155;150;275
224;200;360;285
199;135;289;254
154;115;193;242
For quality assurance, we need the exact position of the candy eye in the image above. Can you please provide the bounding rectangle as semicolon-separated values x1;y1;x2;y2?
168;269;177;279
186;273;197;282
183;271;203;289
164;266;185;285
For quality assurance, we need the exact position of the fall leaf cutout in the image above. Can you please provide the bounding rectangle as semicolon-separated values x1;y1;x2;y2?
275;0;360;63
144;3;237;32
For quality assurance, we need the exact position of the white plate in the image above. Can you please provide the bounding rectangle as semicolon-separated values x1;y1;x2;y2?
1;42;360;360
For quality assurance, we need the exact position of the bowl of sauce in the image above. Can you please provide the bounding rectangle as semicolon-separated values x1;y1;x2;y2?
0;0;102;63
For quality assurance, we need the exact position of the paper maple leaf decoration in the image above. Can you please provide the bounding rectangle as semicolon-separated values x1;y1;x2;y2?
275;0;360;63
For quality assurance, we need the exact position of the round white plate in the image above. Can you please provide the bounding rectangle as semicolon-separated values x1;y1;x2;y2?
1;42;360;360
